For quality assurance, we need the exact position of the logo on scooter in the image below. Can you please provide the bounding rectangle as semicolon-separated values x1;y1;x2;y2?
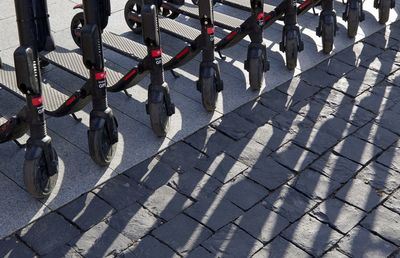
151;49;162;65
207;26;215;42
95;71;107;89
31;96;44;114
257;12;265;27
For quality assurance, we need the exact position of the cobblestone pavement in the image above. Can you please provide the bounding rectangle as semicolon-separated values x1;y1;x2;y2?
1;21;400;257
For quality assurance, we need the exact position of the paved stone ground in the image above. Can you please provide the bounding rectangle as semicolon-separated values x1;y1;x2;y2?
2;0;398;239
2;15;400;257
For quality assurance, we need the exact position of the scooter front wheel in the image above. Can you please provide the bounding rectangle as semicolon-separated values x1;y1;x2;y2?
24;149;59;199
70;12;84;48
88;123;117;166
247;53;268;91
347;4;360;38
198;75;218;112
378;0;391;24
148;99;170;137
321;17;335;54
285;31;299;70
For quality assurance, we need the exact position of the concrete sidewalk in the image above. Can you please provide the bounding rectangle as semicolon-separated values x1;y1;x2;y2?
0;0;399;250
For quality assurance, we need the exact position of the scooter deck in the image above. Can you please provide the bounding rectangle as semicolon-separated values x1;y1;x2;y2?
41;31;173;85
102;31;173;63
0;65;69;113
159;16;221;43
41;49;123;86
159;16;204;42
164;2;242;30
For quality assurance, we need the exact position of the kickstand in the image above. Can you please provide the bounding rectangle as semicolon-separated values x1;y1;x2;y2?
170;69;180;79
13;139;26;148
71;113;82;122
312;6;318;15
218;51;226;60
124;90;132;98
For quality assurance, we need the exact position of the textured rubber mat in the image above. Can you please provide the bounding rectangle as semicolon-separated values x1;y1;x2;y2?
159;16;221;44
167;3;243;30
0;65;69;112
103;31;173;63
42;48;124;86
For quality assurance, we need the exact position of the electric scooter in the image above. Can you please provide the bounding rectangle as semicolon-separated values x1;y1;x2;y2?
123;0;225;106
344;0;395;38
76;0;119;164
214;0;337;69
0;0;59;198
40;0;119;165
189;0;270;90
70;0;175;136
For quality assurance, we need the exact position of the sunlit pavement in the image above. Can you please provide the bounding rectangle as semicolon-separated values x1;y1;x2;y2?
1;0;400;257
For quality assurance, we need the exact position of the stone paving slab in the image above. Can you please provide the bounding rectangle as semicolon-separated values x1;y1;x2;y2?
0;1;400;256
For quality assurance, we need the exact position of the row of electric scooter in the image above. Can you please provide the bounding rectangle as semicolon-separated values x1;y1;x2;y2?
0;0;395;199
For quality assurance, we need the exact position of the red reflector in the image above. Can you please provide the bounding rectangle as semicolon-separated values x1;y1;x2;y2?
257;12;264;20
124;68;138;81
226;31;238;40
299;0;312;10
95;71;106;81
175;47;190;60
264;15;272;22
151;49;162;58
32;97;43;107
207;27;215;35
66;95;77;106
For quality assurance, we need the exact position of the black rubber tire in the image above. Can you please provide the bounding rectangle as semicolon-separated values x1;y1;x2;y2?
321;18;335;54
200;75;218;112
88;124;117;166
285;31;299;70
70;12;84;48
24;149;58;199
125;0;143;34
248;57;264;91
149;99;170;137
0;57;2;69
347;5;360;38
378;0;391;24
160;7;180;19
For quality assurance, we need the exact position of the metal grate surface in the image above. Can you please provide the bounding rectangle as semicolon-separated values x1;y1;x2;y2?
168;3;243;30
42;48;125;86
103;31;173;63
0;66;69;112
159;16;221;44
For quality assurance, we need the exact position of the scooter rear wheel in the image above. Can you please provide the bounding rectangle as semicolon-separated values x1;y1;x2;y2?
149;98;170;137
125;0;143;34
70;12;84;48
159;7;180;19
199;75;218;112
88;124;117;166
347;3;360;38
378;0;391;24
24;148;58;199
